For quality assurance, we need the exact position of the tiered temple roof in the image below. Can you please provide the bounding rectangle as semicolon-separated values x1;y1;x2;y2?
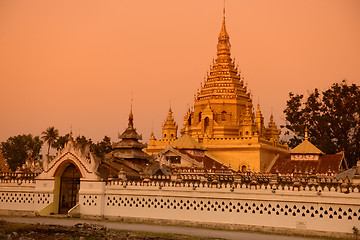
149;7;288;172
196;14;249;102
111;109;149;161
102;109;154;180
181;9;281;143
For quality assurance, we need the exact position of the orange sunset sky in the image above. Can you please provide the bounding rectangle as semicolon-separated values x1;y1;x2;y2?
0;0;359;146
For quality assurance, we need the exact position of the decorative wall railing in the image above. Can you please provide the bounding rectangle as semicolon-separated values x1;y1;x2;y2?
0;172;38;184
105;172;358;193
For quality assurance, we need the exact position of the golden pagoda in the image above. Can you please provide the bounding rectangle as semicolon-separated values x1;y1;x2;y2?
147;9;288;172
146;107;179;155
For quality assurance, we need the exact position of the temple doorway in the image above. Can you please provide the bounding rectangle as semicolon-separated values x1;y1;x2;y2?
59;163;80;214
204;117;210;133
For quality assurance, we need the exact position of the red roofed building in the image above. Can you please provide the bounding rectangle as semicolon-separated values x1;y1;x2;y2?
268;130;348;174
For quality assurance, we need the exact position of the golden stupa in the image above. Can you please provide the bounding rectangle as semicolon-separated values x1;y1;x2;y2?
146;9;288;172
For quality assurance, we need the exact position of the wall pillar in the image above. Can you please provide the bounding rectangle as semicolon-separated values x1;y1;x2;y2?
78;179;105;217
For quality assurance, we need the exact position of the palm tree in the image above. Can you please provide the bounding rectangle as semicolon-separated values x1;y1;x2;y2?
41;127;59;157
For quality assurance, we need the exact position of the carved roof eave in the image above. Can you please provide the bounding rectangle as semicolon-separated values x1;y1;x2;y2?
112;141;147;149
37;140;101;180
118;130;142;140
112;151;150;160
197;93;250;101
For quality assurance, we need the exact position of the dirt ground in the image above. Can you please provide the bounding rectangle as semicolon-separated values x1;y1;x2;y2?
0;220;201;240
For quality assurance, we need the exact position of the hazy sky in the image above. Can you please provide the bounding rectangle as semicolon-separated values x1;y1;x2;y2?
0;0;359;147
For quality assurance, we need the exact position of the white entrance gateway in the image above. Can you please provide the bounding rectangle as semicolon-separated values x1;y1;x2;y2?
35;138;102;215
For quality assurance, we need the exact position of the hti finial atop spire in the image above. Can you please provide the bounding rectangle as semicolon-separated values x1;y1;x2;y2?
168;103;173;119
219;1;229;40
217;0;231;57
128;93;134;128
130;91;133;112
223;0;226;18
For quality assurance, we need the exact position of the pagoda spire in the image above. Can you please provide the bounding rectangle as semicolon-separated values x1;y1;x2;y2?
128;109;134;128
217;2;231;59
162;107;178;140
265;114;280;142
150;131;156;141
255;104;265;137
128;97;134;128
304;126;309;141
168;101;172;116
243;105;253;125
193;6;249;103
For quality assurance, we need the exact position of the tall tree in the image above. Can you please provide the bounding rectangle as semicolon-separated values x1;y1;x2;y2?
75;135;93;150
41;127;59;157
0;150;11;173
53;133;71;150
92;136;112;159
0;134;43;171
282;80;360;166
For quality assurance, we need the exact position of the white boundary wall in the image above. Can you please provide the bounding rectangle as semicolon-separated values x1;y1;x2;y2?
0;180;53;214
1;178;359;235
79;180;360;234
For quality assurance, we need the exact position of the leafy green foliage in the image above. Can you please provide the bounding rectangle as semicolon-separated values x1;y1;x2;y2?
74;135;112;159
75;135;93;149
0;134;43;171
53;134;112;160
41;126;59;156
53;133;71;150
92;136;112;159
282;80;360;166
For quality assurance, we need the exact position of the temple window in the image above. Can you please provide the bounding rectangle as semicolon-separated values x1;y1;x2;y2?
198;112;202;123
166;156;181;164
204;117;210;131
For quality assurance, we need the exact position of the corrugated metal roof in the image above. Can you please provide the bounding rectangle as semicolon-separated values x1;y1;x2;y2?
171;134;205;150
269;152;344;174
290;140;324;154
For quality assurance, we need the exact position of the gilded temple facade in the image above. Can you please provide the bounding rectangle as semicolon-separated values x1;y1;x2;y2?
147;13;288;172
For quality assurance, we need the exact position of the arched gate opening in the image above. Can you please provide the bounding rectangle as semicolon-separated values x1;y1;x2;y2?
59;163;80;214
